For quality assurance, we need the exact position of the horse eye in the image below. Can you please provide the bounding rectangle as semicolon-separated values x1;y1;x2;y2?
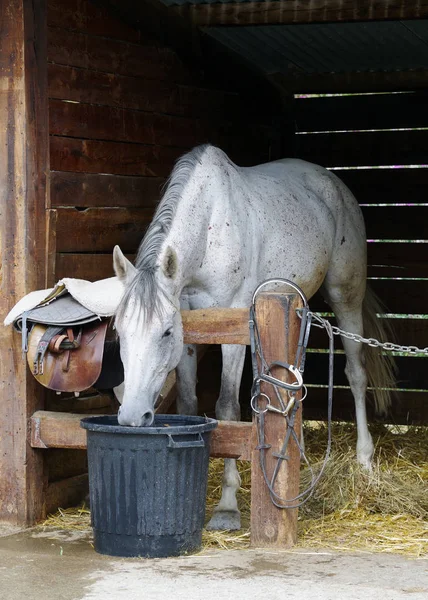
162;328;172;338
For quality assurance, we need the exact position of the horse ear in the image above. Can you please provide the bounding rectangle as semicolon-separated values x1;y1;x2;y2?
113;245;136;283
162;246;178;279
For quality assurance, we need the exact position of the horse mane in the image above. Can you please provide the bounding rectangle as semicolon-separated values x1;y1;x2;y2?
116;144;212;324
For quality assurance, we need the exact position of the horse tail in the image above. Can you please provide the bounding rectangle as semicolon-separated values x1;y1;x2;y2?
362;285;397;415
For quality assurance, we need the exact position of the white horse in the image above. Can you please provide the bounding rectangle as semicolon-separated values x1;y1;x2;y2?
113;144;395;530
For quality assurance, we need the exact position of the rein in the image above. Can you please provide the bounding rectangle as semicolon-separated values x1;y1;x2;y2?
249;279;334;509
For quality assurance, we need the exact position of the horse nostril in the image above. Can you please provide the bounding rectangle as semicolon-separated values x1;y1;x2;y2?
142;411;153;426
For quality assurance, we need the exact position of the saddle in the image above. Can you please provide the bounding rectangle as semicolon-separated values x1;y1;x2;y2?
16;289;110;393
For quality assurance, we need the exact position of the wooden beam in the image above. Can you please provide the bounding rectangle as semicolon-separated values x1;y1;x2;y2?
45;474;89;515
177;1;428;27
0;0;49;525
182;308;249;345
250;292;303;548
30;411;253;460
270;69;428;95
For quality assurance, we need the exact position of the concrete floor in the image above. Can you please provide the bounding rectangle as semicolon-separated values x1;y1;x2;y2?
0;525;427;600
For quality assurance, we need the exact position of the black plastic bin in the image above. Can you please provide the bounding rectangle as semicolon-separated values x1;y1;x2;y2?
80;414;218;558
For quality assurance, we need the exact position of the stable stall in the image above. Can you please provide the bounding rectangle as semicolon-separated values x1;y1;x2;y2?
1;0;427;533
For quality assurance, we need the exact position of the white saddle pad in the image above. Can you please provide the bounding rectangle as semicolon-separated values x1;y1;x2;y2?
3;277;125;327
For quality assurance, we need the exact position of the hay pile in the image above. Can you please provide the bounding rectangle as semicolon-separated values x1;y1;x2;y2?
43;423;428;557
297;423;428;557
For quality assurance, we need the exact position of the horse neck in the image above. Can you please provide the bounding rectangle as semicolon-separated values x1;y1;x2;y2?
162;173;214;291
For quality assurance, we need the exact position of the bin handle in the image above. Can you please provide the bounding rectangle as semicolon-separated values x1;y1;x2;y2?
167;433;205;449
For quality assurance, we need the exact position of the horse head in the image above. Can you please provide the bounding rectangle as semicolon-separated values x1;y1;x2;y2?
113;245;184;427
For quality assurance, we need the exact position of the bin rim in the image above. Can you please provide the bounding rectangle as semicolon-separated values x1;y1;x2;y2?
80;414;218;436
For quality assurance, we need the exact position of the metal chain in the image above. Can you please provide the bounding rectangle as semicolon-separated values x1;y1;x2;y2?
303;310;428;355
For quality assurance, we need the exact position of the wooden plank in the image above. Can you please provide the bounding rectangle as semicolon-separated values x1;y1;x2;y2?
55;207;152;253
45;393;115;414
336;168;428;206
46;449;87;482
51;171;164;208
0;0;49;525
304;353;428;390
178;1;428;27
295;92;428;132
46;209;57;287
295;129;428;167
209;421;253;461
270;69;428;95
302;387;428;426
48;98;228;149
47;0;140;42
50;136;183;176
182;308;249;345
30;411;254;459
251;293;303;548
47;64;240;119
45;474;88;515
47;27;192;83
367;243;428;278
361;206;428;239
55;252;130;280
310;280;428;314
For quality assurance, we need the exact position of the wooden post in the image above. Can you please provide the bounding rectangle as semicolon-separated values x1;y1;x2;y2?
0;0;49;525
250;292;303;548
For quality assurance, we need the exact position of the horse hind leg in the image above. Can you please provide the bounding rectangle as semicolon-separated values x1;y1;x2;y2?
324;293;374;469
206;344;246;531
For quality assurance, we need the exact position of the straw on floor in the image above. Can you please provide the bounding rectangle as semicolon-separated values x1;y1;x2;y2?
43;422;428;557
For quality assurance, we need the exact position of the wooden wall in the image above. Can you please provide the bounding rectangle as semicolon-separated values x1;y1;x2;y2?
47;0;274;284
42;0;278;507
292;91;428;425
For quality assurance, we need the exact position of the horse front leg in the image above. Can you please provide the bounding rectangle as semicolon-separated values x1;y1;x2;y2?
206;344;246;531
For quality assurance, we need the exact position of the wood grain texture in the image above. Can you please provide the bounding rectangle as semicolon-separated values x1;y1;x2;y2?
45;474;88;515
47;26;192;83
0;0;49;525
337;167;428;206
55;207;152;253
310;280;428;314
296;129;428;168
295;92;428;132
367;242;428;278
250;293;303;548
179;0;428;27
302;387;428;426
361;206;427;239
51;171;164;208
46;449;88;483
47;0;140;41
49;98;229;149
30;411;253;459
271;69;428;94
48;64;240;119
50;136;183;176
182;308;250;345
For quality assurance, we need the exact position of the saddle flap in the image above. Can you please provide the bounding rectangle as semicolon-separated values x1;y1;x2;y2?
27;320;109;392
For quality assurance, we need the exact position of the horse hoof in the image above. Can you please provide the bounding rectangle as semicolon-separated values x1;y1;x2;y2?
206;510;241;531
